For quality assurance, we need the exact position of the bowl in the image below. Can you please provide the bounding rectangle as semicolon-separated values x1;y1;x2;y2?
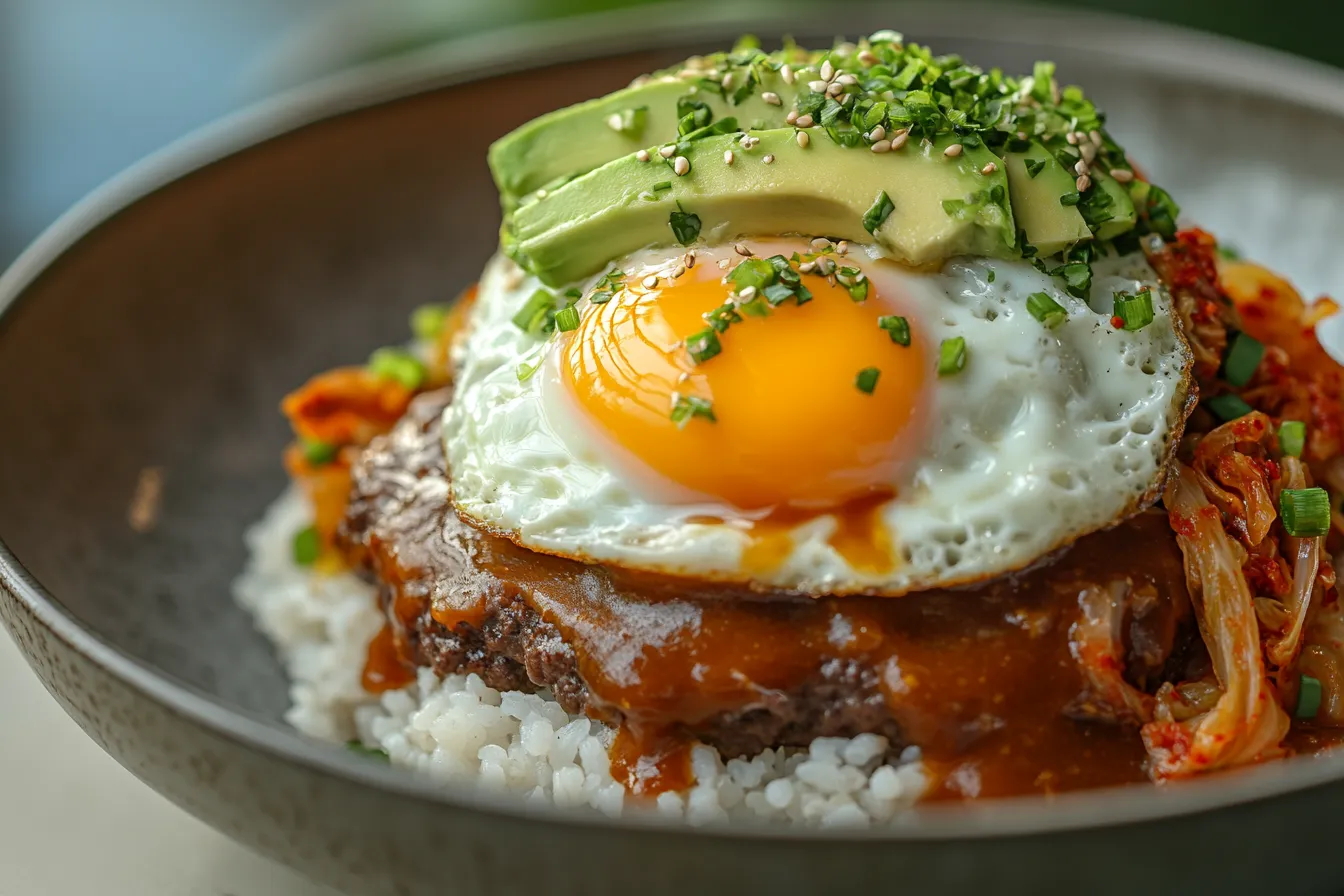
5;3;1344;894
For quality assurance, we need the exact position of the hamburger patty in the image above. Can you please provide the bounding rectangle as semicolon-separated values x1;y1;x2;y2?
338;389;1194;788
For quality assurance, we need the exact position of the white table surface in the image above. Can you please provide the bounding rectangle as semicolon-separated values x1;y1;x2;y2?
0;629;342;896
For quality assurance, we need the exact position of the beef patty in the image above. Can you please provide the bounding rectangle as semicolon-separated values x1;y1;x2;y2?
338;389;1195;796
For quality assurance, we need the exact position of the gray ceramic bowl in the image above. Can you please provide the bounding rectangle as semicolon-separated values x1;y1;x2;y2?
5;3;1344;894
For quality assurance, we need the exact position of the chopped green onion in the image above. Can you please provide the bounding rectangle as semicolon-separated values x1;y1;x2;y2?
1059;190;1081;207
300;438;338;466
346;741;391;762
937;337;967;376
878;315;911;346
729;257;775;291
651;180;673;193
516;361;540;383
563;287;583;299
685;328;722;365
1280;487;1331;537
553;304;581;332
292;525;320;566
987;270;996;283
669;207;701;245
1279;420;1307;458
763;282;796;305
511;289;556;334
368;347;427;390
862;190;894;234
1024;158;1045;179
1296;675;1323;719
846;278;870;302
855;367;881;394
410;304;450;341
1205;394;1254;422
1051;261;1093;300
1113;289;1155;331
1222;332;1265;387
1026;292;1067;329
670;394;716;428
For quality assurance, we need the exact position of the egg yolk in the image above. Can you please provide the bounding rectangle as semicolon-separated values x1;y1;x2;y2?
562;263;927;511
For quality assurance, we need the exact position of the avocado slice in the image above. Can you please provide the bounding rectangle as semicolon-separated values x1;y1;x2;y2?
506;130;1016;287
1002;142;1090;256
1087;169;1137;241
490;70;807;208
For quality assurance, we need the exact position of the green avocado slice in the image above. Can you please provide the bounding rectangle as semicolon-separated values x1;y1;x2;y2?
505;130;1017;287
1002;142;1091;256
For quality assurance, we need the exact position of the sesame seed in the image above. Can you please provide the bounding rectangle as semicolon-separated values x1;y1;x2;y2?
786;110;799;125
869;125;886;142
796;130;810;148
836;241;849;255
820;60;835;81
642;275;659;289
1065;132;1079;146
796;114;815;128
762;91;782;106
799;261;817;273
944;143;964;158
718;258;731;269
734;243;753;257
740;135;760;149
808;79;829;93
1089;129;1104;147
826;81;844;97
858;50;878;66
659;145;676;158
1076;174;1092;191
890;131;909;150
684;250;697;268
811;237;832;250
1073;159;1089;176
536;189;548;199
763;153;775;164
738;285;758;300
721;73;734;90
724;150;735;165
981;162;998;175
871;139;892;153
781;64;795;84
677;372;690;384
1110;168;1135;183
837;74;858;86
673;156;690;176
606;113;624;131
1079;143;1097;164
635;149;650;162
673;264;687;279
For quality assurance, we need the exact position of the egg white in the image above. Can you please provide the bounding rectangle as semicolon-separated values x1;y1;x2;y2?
444;241;1191;595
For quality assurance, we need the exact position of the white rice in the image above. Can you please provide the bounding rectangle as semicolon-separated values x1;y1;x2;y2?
234;488;928;826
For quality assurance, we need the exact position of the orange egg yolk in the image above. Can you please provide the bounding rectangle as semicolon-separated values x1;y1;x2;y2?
562;264;927;511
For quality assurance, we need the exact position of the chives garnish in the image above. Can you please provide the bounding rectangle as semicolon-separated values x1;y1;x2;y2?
410;304;450;341
1205;394;1253;422
729;257;775;291
292;525;320;566
1279;420;1307;458
1059;190;1082;207
670;394;716;427
652;180;673;192
987;270;996;283
368;347;427;390
878;315;911;346
511;289;556;333
1026;292;1067;329
1113;289;1155;331
937;337;967;375
763;282;796;305
300;438;339;467
1297;675;1323;719
563;287;583;299
862;191;894;234
855;367;880;394
686;328;722;364
553;304;581;332
1050;261;1093;300
847;279;870;302
346;741;391;762
669;207;701;245
1281;487;1331;537
1222;331;1265;387
516;360;540;383
1024;158;1045;179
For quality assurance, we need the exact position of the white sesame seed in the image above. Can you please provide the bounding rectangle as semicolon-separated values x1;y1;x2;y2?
740;135;760;149
826;81;844;97
635;149;650;162
684;250;697;268
673;264;687;279
868;125;886;142
724;150;734;165
836;241;849;255
889;131;909;150
944;143;964;158
858;49;878;66
810;237;832;250
763;153;775;164
762;92;782;106
606;113;624;131
738;285;757;300
871;139;892;153
721;73;734;90
808;79;829;93
673;156;690;176
796;114;815;128
1076;174;1092;191
786;110;799;125
981;162;998;175
642;275;659;289
781;64;795;84
718;258;731;269
1065;132;1079;145
677;372;690;384
1089;129;1104;147
659;145;676;158
536;189;548;199
734;243;753;257
1110;168;1135;183
1074;159;1089;176
820;60;835;81
796;130;810;148
837;73;858;86
1079;143;1097;164
798;261;817;273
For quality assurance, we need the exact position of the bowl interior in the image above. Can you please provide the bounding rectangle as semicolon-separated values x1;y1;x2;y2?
4;7;1344;809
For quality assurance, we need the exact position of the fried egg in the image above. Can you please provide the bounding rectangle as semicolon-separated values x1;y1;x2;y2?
444;240;1192;595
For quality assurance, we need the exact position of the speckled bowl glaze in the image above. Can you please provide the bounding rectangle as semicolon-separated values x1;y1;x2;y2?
6;4;1344;894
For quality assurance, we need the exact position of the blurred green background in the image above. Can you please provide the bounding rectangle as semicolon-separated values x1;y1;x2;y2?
0;0;1332;269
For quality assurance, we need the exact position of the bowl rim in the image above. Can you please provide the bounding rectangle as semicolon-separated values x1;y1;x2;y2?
5;0;1344;842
